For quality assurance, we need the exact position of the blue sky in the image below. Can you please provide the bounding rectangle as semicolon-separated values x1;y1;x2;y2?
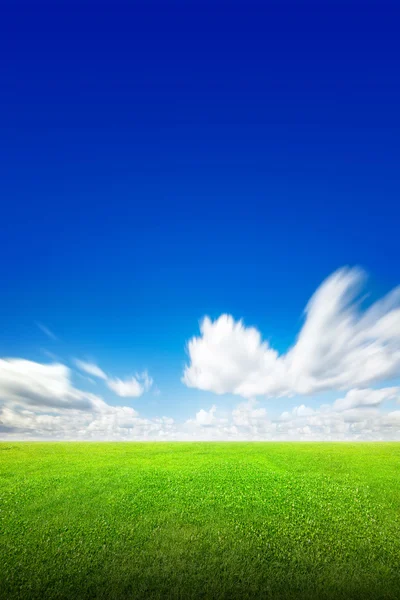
1;1;400;440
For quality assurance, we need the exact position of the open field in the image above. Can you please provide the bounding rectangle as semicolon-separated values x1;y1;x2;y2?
1;443;400;599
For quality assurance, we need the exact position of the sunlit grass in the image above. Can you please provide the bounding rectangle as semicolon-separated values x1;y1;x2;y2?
1;442;400;599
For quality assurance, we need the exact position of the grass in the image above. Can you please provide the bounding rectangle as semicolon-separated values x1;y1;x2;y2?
1;443;400;599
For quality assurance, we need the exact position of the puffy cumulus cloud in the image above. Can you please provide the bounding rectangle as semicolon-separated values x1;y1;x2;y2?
280;404;315;421
195;405;217;426
182;315;284;396
183;268;400;398
107;372;153;398
179;385;400;442
74;360;107;380
269;388;400;440
183;406;238;441
232;401;268;428
182;401;275;440
0;404;176;441
273;404;382;439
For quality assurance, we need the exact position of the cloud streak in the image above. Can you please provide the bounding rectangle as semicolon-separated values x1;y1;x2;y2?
183;267;400;398
74;360;153;398
0;359;108;412
36;322;57;341
74;360;107;380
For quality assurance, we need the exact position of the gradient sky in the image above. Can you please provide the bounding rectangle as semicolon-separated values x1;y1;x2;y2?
1;0;400;440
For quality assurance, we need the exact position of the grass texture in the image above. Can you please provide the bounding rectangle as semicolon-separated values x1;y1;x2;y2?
1;442;400;599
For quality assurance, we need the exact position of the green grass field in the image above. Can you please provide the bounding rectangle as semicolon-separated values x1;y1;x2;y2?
1;443;400;599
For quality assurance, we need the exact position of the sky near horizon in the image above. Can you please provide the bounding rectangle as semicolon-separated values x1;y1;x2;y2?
1;0;400;440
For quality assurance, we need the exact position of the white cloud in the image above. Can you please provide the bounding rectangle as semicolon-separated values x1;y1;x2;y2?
182;400;275;440
36;322;57;341
74;360;107;380
280;404;315;421
333;387;400;411
270;391;400;440
0;359;400;441
195;405;217;426
0;361;400;440
107;377;143;398
232;400;268;427
0;358;169;440
139;371;153;392
382;411;400;427
106;371;153;398
341;408;380;423
0;358;106;412
183;399;373;441
183;267;400;398
75;359;153;398
0;403;176;441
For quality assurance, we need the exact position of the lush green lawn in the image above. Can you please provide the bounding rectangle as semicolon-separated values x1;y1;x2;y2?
1;443;399;599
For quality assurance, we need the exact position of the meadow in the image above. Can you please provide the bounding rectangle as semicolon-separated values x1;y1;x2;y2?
1;442;399;600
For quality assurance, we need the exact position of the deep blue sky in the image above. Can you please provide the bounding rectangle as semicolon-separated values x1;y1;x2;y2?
1;1;400;418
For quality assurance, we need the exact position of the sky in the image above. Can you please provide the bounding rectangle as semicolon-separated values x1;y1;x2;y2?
1;0;400;440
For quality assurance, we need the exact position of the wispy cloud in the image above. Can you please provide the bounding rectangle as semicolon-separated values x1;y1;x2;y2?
74;359;107;380
0;358;105;412
36;322;57;341
107;371;153;398
75;360;154;398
